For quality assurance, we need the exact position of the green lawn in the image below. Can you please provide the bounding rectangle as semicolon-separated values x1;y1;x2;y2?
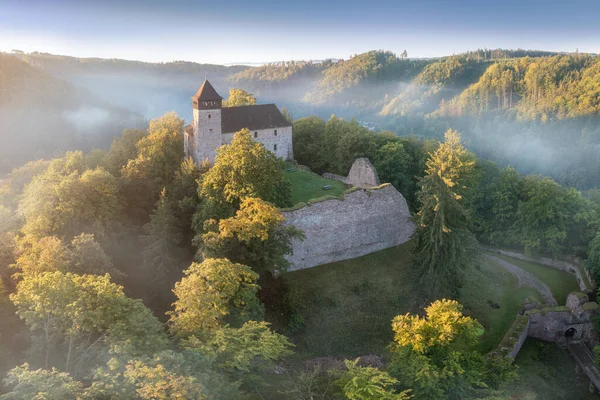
460;257;541;352
285;244;539;358
492;254;580;305
284;166;346;205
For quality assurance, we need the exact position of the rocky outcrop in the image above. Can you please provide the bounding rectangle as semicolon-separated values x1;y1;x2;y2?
283;184;415;270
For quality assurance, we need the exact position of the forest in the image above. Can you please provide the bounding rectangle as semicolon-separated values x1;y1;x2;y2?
2;47;600;398
1;104;600;398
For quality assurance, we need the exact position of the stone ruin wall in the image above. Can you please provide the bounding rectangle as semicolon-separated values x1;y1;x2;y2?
506;318;531;358
527;292;599;344
283;184;415;271
497;292;600;359
323;157;381;189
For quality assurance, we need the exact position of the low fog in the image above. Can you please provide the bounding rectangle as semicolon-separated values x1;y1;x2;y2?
5;53;600;190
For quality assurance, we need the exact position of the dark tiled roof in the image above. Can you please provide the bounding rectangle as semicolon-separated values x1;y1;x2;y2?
221;104;291;133
192;80;223;101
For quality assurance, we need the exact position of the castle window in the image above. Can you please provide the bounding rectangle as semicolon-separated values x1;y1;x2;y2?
274;129;278;136
209;128;213;132
274;144;277;151
208;114;211;118
254;131;258;138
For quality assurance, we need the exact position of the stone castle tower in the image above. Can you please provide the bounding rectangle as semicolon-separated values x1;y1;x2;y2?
184;80;293;164
190;80;223;163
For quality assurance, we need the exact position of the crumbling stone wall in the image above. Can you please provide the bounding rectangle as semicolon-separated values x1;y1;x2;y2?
323;158;380;189
283;184;415;270
526;293;599;344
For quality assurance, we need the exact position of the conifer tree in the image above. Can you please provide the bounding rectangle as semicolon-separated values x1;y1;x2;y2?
413;130;476;298
141;189;182;284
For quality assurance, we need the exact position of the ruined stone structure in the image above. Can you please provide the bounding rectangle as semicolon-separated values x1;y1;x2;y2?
497;292;599;360
183;80;293;163
283;184;415;270
323;158;381;188
527;292;599;345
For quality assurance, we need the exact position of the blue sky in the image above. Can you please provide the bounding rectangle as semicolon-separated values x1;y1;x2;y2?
1;0;599;64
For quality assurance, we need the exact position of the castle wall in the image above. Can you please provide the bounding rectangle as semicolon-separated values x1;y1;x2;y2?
222;125;293;160
323;158;380;188
283;184;415;270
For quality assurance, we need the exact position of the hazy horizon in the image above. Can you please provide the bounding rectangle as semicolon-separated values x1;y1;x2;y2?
2;0;599;65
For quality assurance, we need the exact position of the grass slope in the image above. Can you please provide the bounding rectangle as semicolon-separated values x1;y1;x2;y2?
285;167;345;205
492;254;580;305
460;257;541;352
286;242;418;357
285;244;541;358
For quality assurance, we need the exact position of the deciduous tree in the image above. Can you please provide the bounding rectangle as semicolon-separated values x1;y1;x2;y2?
10;272;168;376
1;363;85;400
223;88;257;107
199;197;303;273
200;129;291;214
168;258;263;338
336;359;411;400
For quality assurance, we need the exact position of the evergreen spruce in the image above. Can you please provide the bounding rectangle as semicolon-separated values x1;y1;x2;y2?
413;130;477;298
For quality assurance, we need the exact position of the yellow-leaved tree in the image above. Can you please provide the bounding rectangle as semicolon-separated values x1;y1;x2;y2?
223;88;257;107
388;300;514;400
391;299;482;354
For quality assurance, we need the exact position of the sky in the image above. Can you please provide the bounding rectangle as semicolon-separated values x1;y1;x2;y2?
1;0;599;64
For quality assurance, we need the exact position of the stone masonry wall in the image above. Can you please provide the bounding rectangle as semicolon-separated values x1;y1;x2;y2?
222;126;293;160
283;184;415;270
323;158;380;188
508;318;530;358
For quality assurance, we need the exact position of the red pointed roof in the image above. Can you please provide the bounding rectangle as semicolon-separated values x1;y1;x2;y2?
192;80;223;101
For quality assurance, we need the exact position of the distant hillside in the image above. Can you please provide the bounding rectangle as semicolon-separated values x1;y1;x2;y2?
302;51;427;107
11;52;249;121
228;51;430;118
379;56;491;116
0;53;142;173
437;54;600;121
228;49;565;119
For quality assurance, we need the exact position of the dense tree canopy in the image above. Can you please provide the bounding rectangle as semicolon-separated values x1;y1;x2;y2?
19;156;121;239
10;272;169;376
168;258;263;337
200;128;292;213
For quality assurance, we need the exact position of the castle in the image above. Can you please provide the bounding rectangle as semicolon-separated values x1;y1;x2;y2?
182;81;415;272
183;80;293;163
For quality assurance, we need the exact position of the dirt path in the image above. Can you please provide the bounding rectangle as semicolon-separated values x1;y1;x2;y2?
484;254;558;306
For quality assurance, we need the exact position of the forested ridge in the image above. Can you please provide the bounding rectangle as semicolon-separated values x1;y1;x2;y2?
0;54;142;175
11;49;600;192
